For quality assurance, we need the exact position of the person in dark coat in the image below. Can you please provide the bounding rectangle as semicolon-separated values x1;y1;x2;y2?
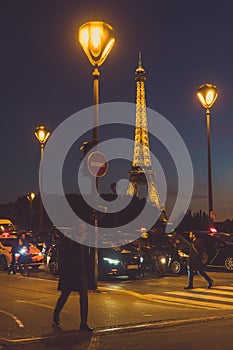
53;222;93;331
184;231;213;289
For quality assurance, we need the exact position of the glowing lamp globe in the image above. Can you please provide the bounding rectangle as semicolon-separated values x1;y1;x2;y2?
197;84;218;109
79;21;115;67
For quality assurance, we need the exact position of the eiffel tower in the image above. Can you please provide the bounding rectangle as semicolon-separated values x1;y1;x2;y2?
126;53;161;209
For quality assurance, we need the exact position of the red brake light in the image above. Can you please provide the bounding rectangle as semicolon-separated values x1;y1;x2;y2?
2;232;10;237
209;227;217;234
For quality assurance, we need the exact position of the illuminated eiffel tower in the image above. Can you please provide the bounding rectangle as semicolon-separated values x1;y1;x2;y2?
126;53;161;209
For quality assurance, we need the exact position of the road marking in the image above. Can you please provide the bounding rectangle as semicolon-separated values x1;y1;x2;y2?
16;300;73;316
87;335;101;350
213;285;233;291
194;287;233;296
0;309;24;328
16;300;54;310
144;294;217;309
166;291;233;308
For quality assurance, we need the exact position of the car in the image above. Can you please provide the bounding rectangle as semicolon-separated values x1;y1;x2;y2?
97;245;143;280
0;233;45;271
0;219;17;235
146;231;190;275
193;231;233;271
47;240;143;280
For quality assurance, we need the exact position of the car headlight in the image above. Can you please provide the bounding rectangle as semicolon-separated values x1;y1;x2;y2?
103;257;120;265
38;252;43;256
160;257;167;265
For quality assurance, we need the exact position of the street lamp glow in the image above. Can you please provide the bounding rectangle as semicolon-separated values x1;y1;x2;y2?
197;84;218;109
27;192;36;203
79;21;115;67
35;125;50;144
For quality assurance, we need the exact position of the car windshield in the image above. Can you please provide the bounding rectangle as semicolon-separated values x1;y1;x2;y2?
167;233;189;250
0;224;15;232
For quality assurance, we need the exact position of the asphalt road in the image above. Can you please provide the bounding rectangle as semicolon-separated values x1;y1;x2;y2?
0;267;233;349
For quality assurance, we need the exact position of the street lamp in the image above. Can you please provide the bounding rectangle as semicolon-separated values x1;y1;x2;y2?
35;125;50;232
79;21;115;289
197;83;218;227
27;192;36;232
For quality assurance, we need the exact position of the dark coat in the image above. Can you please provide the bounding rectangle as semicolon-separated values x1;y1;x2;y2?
57;236;89;292
188;237;205;269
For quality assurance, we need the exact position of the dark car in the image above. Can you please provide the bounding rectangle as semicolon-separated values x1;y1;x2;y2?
147;232;189;275
98;246;142;280
194;231;233;271
47;241;143;280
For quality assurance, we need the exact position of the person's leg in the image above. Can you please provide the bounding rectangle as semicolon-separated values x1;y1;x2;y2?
185;265;194;288
197;267;213;288
79;277;88;327
79;277;92;331
53;289;70;324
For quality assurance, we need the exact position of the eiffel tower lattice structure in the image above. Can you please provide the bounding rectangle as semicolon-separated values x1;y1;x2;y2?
126;53;161;209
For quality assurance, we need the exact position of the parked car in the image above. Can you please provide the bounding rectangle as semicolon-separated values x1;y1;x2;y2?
193;231;233;271
0;233;45;271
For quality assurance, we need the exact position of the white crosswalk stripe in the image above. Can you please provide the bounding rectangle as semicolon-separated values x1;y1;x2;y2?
164;285;233;310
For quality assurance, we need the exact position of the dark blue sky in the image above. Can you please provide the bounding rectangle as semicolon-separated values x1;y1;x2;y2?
1;0;233;221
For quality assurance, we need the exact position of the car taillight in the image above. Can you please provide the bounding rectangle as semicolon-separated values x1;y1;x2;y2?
209;227;217;234
2;232;10;237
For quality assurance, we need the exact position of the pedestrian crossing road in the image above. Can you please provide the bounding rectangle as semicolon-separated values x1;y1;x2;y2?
144;285;233;310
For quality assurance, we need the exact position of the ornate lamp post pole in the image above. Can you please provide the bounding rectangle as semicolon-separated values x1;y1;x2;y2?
27;192;36;232
35;125;50;233
79;21;115;289
197;84;218;227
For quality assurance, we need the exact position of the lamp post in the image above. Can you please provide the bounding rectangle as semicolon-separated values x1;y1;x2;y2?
197;83;218;227
35;125;50;233
27;192;36;232
79;21;115;289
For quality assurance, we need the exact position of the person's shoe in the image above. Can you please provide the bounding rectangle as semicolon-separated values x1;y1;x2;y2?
52;315;60;326
208;279;213;289
80;324;93;332
184;285;193;289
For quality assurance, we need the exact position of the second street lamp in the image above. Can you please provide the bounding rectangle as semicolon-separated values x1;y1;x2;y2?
35;125;50;233
79;21;115;289
27;192;36;232
197;83;218;227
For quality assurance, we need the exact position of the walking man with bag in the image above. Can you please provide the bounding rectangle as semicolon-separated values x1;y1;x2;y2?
184;231;213;290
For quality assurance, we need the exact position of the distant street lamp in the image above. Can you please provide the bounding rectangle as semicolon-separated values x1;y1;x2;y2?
27;192;36;232
79;21;115;289
35;125;50;232
197;83;218;227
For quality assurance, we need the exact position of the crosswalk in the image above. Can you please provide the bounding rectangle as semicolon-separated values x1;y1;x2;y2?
144;285;233;310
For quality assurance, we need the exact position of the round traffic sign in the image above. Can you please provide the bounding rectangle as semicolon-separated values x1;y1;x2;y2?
87;151;108;177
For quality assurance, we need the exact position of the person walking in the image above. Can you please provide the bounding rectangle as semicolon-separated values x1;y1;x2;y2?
184;231;213;289
53;223;93;331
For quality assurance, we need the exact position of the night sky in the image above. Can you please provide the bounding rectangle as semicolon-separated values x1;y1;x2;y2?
1;0;233;221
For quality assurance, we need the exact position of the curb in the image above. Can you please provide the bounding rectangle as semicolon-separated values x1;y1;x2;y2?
1;313;233;346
